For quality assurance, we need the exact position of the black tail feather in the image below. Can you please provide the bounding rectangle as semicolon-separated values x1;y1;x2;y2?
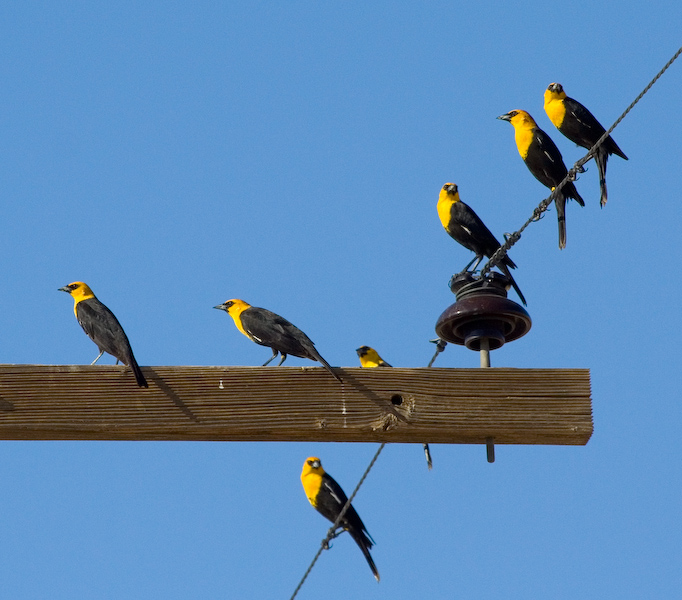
499;264;527;306
310;348;342;382
129;356;148;388
350;529;380;582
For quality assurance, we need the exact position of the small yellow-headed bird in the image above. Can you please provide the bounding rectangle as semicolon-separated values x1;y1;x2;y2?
356;346;433;469
437;183;526;306
301;456;379;582
214;299;340;381
59;282;147;387
356;346;391;368
498;109;585;249
544;82;628;207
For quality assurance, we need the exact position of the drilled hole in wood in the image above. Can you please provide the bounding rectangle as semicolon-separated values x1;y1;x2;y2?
391;394;403;406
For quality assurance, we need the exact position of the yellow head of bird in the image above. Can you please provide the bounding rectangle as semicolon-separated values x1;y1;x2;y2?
214;298;253;337
356;345;371;358
356;346;385;368
213;298;251;317
301;456;324;477
497;109;537;129
58;281;96;303
440;182;459;202
545;82;566;101
437;183;461;230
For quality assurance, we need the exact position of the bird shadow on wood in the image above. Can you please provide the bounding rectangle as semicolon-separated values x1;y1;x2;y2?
0;395;14;412
144;368;199;423
335;369;411;430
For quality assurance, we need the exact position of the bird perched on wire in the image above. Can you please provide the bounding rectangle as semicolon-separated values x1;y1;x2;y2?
58;281;147;388
214;299;340;381
544;82;628;207
498;110;585;249
301;456;379;582
356;346;433;469
437;183;526;305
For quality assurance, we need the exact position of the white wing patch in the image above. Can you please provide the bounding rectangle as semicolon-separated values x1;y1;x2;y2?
324;480;344;506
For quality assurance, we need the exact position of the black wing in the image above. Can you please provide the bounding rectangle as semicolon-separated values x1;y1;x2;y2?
527;127;569;189
240;307;315;359
76;298;147;387
450;201;517;269
564;97;627;159
316;473;374;546
316;472;379;580
561;97;605;148
76;299;134;365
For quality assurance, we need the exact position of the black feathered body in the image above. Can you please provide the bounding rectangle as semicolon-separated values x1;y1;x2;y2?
239;306;339;379
442;200;526;305
557;96;627;160
557;96;627;207
445;201;518;270
524;128;584;205
525;129;584;249
240;307;319;359
315;471;379;581
76;298;147;387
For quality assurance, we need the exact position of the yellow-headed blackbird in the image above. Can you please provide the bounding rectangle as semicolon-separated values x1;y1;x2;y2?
301;456;379;582
437;183;526;306
59;281;147;387
544;82;628;207
356;346;391;368
214;299;340;381
356;346;433;470
498;110;585;249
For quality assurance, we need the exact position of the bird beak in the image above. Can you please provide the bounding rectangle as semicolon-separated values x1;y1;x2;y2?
311;459;320;468
213;304;226;311
58;286;71;293
497;113;511;122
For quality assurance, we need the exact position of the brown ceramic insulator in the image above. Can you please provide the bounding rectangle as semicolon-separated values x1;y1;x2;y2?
436;272;531;350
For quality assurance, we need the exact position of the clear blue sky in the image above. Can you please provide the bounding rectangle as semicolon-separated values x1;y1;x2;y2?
1;2;681;598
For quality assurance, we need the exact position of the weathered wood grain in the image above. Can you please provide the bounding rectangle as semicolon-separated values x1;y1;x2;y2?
0;365;592;444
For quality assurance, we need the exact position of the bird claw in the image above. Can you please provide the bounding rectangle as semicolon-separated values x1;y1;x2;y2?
568;165;585;181
323;526;345;549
